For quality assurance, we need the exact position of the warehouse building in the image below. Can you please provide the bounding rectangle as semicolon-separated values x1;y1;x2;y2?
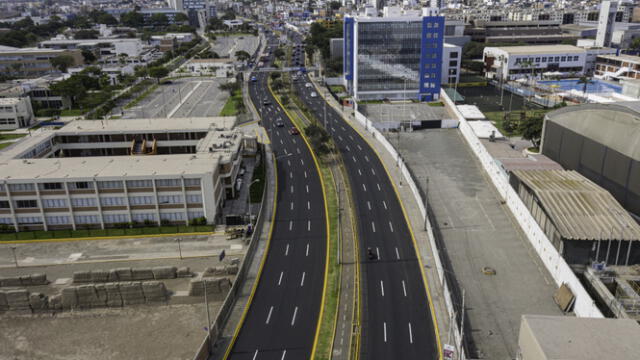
541;102;640;216
0;117;253;231
509;170;640;266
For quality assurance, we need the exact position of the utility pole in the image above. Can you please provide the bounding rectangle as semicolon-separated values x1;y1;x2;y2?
176;238;183;260
10;246;18;268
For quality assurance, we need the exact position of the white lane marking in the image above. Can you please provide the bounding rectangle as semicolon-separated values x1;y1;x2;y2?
383;322;387;342
280;139;283;145
289;221;293;231
338;135;343;141
341;126;346;131
292;138;296;144
376;247;380;259
306;185;309;193
297;148;301;154
307;201;310;210
300;158;304;165
290;202;294;210
304;171;307;178
287;159;291;166
281;350;287;360
357;144;362;150
300;272;306;286
377;183;381;191
383;200;388;210
389;221;394;232
358;169;362;176
278;272;284;286
306;243;309;256
285;244;290;256
307;220;311;231
402;280;407;297
346;145;351;151
380;280;385;297
395;247;400;260
331;127;336;132
365;155;370;162
371;169;376;175
352;156;357;162
367;201;371;210
291;307;298;326
371;222;376;233
349;135;354;140
291;185;294;194
408;322;413;344
266;306;274;324
362;184;367;192
253;349;259;360
289;171;293;179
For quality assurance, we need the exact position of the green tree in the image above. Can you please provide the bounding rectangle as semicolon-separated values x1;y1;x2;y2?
274;48;285;59
235;50;251;62
174;13;189;23
89;10;118;25
519;115;544;148
121;11;144;27
150;13;169;27
81;49;97;63
50;76;87;108
577;75;594;98
218;81;240;95
329;1;341;10
50;54;75;73
74;29;99;39
148;66;169;83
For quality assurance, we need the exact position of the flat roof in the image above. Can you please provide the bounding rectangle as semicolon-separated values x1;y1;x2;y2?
487;44;585;55
0;97;22;105
58;117;236;134
511;170;640;241
456;105;485;120
597;53;640;64
521;315;640;360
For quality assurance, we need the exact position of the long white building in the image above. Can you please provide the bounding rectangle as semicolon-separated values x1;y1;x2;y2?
0;117;255;231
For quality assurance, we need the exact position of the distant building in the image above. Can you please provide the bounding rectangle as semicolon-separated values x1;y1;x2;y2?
40;38;144;58
0;97;33;130
139;8;188;24
0;117;254;231
441;43;461;85
0;75;67;109
465;20;578;45
344;8;445;102
541;102;640;216
595;54;640;80
596;1;619;47
483;45;586;81
0;46;83;78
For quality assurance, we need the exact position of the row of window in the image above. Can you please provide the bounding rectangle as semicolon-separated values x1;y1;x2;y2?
514;55;580;65
1;210;206;226
0;118;17;125
2;179;202;192
1;194;203;209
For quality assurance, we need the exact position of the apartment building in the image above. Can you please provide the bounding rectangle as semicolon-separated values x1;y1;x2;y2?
441;43;461;85
483;45;586;81
0;45;83;78
595;54;640;80
344;8;445;101
0;97;33;130
0;117;254;231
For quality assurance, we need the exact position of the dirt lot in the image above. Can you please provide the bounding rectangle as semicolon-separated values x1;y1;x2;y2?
0;303;218;360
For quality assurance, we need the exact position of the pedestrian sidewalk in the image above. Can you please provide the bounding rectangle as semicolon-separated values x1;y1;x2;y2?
310;75;452;353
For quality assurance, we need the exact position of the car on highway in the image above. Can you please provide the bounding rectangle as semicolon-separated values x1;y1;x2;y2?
263;100;271;106
310;92;317;98
250;76;257;82
305;83;312;88
276;119;284;127
288;127;300;135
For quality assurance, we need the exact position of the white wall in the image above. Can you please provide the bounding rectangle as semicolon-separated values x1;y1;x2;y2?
442;44;461;84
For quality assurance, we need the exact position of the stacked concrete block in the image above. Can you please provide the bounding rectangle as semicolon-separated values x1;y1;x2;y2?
0;274;48;287
177;267;192;278
107;269;119;282
48;294;62;310
115;268;133;281
105;283;123;307
19;275;32;286
152;266;177;280
76;285;104;309
30;273;47;285
0;291;8;311
72;271;92;283
225;264;239;275
142;281;167;302
61;287;78;309
131;268;154;281
119;282;145;305
5;289;30;310
90;270;109;283
93;284;109;308
188;278;230;301
0;277;24;287
29;293;48;311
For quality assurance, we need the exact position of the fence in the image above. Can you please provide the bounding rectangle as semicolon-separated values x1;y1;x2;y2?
192;145;272;360
439;90;603;319
353;103;468;359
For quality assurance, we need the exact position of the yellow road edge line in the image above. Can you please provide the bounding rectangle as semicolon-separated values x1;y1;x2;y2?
313;80;444;359
222;108;279;360
268;80;331;360
1;231;218;245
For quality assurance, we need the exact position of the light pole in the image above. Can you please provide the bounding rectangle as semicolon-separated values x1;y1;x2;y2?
248;179;261;224
10;246;18;268
176;238;183;260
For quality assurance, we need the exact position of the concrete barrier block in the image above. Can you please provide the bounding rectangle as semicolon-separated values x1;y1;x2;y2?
152;266;177;280
0;291;8;310
0;277;21;287
225;264;239;275
105;283;122;307
61;287;78;309
30;273;47;285
93;284;108;308
107;269;119;282
90;270;109;283
131;268;154;281
48;294;62;310
115;268;133;281
177;267;191;278
219;278;231;294
29;292;48;311
19;275;33;286
76;285;98;309
142;281;167;302
73;271;92;283
5;289;30;310
120;282;145;305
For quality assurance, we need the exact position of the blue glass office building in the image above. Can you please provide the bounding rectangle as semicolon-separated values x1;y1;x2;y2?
344;14;444;101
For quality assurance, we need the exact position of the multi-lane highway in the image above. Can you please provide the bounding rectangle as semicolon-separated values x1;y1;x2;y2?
223;37;328;360
288;33;441;359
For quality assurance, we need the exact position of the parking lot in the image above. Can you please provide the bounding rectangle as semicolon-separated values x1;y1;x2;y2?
124;78;230;119
212;35;260;60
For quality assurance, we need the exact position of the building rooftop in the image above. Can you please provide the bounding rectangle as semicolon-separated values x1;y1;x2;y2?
488;44;585;55
511;170;640;241
58;117;235;134
520;315;640;360
0;46;70;53
0;97;22;105
597;53;640;64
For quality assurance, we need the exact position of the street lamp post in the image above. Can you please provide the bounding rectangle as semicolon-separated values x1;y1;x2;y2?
176;238;183;260
10;246;18;268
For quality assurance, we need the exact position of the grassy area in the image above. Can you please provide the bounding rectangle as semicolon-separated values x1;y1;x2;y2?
124;83;159;109
219;89;244;116
484;109;551;136
0;133;26;141
329;85;346;94
60;109;86;116
270;78;340;360
427;101;444;107
0;142;13;150
0;225;214;241
249;151;266;203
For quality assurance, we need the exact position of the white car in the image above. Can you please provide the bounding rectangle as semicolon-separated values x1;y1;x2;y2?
310;92;317;98
305;83;312;88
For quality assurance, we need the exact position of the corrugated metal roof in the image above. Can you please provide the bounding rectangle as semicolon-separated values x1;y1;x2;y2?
512;170;640;241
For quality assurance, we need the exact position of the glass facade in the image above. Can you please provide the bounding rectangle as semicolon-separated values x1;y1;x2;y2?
356;21;423;94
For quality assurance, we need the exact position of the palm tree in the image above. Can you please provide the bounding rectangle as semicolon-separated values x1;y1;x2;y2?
577;75;594;102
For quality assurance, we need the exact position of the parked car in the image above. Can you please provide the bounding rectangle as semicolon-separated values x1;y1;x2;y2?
289;127;300;135
310;92;317;98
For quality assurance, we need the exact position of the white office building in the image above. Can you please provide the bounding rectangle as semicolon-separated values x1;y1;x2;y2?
596;1;619;47
483;45;587;81
0;117;256;231
441;43;461;85
0;97;34;130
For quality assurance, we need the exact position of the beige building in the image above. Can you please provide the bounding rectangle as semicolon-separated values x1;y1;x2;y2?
595;53;640;80
0;45;83;78
0;97;34;130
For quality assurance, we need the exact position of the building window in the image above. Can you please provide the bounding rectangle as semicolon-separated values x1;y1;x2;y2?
0;217;12;224
9;183;35;192
42;183;62;190
126;180;153;188
17;216;42;224
98;181;123;189
74;215;100;224
160;212;184;221
561;56;566;62
449;60;457;67
555;56;560;62
103;213;129;223
186;194;202;204
0;200;8;208
184;178;201;186
158;195;183;204
73;182;91;189
131;213;156;222
129;196;154;205
450;52;458;58
574;56;579;61
188;211;205;219
70;198;97;207
46;215;70;225
542;57;547;62
42;199;67;208
16;200;38;208
535;57;540;62
156;179;181;187
100;197;125;206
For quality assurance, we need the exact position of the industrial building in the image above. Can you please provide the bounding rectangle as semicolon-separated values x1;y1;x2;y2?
0;117;255;231
509;170;640;266
343;8;446;102
541;102;640;216
483;45;586;81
